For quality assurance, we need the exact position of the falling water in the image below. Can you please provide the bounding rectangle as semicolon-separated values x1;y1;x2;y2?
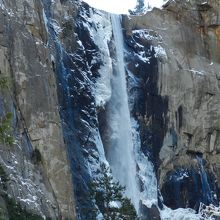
105;14;140;211
196;156;215;205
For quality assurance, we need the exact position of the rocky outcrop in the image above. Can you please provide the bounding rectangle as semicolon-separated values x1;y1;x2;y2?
123;0;220;211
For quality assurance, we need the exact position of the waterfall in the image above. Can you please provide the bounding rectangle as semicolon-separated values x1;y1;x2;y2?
105;14;140;211
196;156;215;205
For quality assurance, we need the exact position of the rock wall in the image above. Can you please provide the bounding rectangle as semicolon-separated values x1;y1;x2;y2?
0;0;113;218
0;0;76;219
123;0;220;211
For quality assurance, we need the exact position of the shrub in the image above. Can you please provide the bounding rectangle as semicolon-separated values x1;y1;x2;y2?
0;77;10;89
0;112;14;145
0;165;9;190
4;195;43;220
90;163;137;220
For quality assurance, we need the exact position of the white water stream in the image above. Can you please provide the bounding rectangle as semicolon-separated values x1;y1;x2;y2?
106;14;140;211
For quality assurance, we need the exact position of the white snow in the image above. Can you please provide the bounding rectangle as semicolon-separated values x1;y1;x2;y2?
184;68;206;76
131;29;166;63
133;29;162;42
0;151;46;218
109;201;120;208
51;19;63;34
0;0;14;16
131;118;158;208
161;207;200;220
176;172;189;181
154;45;167;61
199;203;220;219
161;204;220;220
82;0;168;14
106;14;140;212
0;0;5;10
137;53;150;63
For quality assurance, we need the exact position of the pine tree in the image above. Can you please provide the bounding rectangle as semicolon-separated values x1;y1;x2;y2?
90;163;137;220
119;198;137;219
129;0;146;15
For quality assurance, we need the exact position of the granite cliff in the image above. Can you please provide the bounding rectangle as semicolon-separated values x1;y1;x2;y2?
0;0;220;219
123;0;220;213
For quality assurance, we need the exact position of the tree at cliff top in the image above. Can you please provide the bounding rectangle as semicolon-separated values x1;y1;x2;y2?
90;163;137;220
129;0;147;14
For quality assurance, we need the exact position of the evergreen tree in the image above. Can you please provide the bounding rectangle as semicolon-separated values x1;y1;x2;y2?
90;163;137;220
119;198;137;219
129;0;147;15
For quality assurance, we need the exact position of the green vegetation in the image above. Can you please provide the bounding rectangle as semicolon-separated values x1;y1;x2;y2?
0;73;14;146
89;163;137;220
4;195;43;220
0;77;10;89
0;112;14;145
0;165;9;190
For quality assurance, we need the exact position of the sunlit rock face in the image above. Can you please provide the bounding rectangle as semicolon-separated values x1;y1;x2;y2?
0;0;76;219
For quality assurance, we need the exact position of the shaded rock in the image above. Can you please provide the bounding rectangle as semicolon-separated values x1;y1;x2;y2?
140;203;161;220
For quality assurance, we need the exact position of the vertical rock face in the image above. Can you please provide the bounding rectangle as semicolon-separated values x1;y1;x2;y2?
0;0;75;219
123;0;220;212
1;0;114;218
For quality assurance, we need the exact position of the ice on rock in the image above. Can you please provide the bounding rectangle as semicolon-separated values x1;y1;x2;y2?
51;19;63;34
131;118;158;208
143;0;169;10
84;9;113;107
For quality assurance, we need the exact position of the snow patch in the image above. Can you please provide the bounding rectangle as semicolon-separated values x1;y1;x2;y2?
185;68;206;76
154;45;167;62
132;29;162;42
51;19;63;34
109;201;120;209
0;150;47;218
161;206;200;220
